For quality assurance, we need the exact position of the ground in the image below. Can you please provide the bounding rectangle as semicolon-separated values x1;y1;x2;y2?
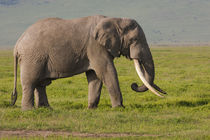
0;46;209;139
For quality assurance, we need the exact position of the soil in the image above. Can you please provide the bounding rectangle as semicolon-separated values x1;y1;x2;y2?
0;130;161;138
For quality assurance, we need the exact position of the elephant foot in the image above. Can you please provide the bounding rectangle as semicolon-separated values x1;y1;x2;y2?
112;103;125;108
36;103;51;108
36;100;51;109
88;103;98;109
21;105;34;111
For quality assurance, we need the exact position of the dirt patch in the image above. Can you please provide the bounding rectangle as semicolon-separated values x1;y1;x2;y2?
0;130;161;138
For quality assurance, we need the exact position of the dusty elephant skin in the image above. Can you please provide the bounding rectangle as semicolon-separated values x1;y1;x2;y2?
11;15;166;111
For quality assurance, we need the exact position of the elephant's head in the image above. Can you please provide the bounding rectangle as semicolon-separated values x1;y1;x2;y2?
93;17;166;97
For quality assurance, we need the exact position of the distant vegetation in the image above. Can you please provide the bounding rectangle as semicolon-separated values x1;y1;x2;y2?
0;46;209;139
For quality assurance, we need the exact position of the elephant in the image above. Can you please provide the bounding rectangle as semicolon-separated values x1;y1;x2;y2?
11;15;166;110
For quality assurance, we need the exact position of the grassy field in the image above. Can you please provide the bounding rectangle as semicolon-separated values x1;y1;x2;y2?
0;46;209;139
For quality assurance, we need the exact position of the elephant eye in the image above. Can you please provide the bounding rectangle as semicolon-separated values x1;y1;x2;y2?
131;38;138;43
128;38;138;46
133;38;138;41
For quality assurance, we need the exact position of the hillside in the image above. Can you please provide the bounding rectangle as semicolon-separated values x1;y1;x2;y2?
0;0;210;47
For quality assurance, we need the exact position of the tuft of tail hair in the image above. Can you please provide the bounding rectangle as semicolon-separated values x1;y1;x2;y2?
11;89;17;106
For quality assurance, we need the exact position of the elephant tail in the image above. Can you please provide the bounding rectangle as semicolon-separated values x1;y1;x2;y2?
11;52;18;106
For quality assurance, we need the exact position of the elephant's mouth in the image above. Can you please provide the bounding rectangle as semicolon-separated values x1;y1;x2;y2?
132;59;166;97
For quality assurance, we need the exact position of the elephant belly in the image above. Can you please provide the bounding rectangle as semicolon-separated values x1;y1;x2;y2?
46;54;89;79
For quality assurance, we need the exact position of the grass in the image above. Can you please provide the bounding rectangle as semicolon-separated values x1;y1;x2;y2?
0;46;210;139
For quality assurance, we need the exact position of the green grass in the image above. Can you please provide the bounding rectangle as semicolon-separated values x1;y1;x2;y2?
0;46;210;139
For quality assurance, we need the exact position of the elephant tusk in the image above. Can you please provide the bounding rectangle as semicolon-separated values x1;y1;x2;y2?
133;59;164;98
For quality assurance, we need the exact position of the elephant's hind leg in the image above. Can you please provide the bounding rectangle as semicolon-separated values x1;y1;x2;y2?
35;86;50;108
86;70;103;109
20;59;46;111
21;84;35;111
20;65;36;111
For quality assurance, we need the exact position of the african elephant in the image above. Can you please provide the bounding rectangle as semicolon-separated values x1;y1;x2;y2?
11;15;166;110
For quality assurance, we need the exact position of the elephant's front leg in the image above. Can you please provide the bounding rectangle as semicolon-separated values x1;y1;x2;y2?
103;63;124;107
86;70;103;108
35;86;50;108
93;61;124;108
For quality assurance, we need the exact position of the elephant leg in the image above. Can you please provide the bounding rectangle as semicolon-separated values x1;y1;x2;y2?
86;70;103;109
103;64;123;108
20;61;44;111
21;84;35;111
35;86;50;108
93;61;123;108
20;65;36;110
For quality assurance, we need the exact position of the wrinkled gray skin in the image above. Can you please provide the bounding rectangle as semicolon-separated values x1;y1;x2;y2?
11;15;164;110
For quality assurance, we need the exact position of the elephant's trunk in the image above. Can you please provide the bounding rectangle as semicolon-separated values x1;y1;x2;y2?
131;47;155;90
131;47;166;97
132;59;164;97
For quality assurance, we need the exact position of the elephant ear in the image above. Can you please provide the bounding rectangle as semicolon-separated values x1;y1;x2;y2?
93;19;121;57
